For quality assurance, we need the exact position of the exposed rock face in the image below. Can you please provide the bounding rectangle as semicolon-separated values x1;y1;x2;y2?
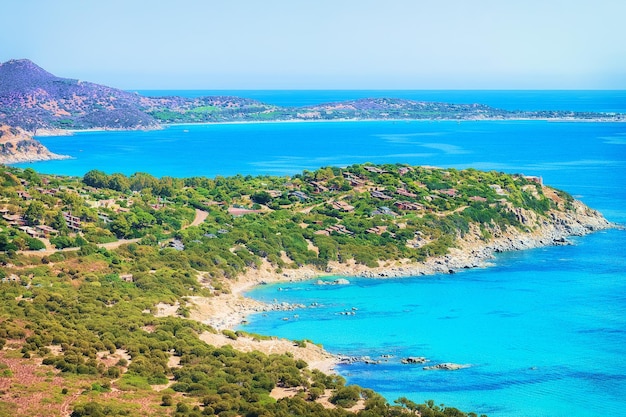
401;356;429;364
329;194;613;279
0;124;69;163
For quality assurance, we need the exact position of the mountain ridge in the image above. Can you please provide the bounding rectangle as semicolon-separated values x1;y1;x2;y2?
0;59;159;132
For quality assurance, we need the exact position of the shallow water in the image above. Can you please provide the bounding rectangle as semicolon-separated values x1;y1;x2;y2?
243;230;626;417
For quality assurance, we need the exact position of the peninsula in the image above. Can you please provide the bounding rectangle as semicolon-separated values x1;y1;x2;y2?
1;59;624;163
0;162;612;416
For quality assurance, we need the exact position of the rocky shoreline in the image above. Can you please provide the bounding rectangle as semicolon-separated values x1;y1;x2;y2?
0;125;70;164
350;200;612;279
183;195;615;373
191;197;614;328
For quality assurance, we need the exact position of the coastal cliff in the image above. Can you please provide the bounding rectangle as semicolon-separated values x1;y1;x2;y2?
0;124;69;163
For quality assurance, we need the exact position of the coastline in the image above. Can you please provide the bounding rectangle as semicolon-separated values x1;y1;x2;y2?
0;124;72;164
0;152;71;165
185;197;615;374
33;115;626;137
119;116;626;129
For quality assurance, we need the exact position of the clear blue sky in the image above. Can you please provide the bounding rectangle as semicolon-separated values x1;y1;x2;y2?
2;0;625;89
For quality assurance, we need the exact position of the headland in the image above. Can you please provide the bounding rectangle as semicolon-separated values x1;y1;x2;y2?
179;190;612;373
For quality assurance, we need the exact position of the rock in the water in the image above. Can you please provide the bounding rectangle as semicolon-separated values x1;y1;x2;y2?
401;356;428;364
423;362;469;371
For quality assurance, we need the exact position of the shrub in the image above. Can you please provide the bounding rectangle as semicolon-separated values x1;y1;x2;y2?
222;330;238;340
329;385;361;408
161;394;173;406
26;237;46;251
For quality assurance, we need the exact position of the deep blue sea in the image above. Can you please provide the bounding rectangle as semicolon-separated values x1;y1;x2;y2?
16;91;626;417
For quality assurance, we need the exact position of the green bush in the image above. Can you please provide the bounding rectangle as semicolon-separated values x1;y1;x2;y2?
329;385;361;408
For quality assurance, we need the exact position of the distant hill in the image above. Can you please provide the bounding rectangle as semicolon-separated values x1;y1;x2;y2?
0;59;623;134
0;59;158;131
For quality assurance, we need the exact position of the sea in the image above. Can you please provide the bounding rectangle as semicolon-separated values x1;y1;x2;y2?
16;91;626;417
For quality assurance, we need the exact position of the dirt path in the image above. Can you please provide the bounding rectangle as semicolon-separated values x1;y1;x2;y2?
299;202;324;214
97;238;141;250
18;238;141;257
19;208;207;257
185;208;209;228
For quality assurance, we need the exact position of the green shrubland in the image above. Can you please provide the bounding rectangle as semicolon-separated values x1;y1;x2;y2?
0;163;561;416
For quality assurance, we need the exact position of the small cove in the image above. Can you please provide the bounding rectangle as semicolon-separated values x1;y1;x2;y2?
242;230;626;417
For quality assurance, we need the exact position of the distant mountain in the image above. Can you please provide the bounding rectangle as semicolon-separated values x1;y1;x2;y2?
0;59;623;134
0;59;158;131
0;59;281;132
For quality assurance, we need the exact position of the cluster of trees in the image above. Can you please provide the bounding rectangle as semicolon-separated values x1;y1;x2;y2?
0;166;196;253
0;162;556;272
83;170;184;197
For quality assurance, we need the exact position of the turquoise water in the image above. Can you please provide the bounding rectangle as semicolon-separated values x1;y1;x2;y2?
15;91;626;416
243;231;626;417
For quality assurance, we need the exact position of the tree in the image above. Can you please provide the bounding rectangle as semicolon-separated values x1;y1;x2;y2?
22;168;42;185
329;385;362;408
395;397;420;414
108;173;130;192
251;191;271;205
161;394;173;406
315;167;334;181
83;169;109;188
0;234;17;252
129;172;159;191
24;201;45;226
50;211;70;234
110;214;133;238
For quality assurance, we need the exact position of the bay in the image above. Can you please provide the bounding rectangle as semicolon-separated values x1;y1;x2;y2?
19;120;626;223
15;90;626;417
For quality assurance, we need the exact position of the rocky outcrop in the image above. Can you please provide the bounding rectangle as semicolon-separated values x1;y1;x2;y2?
329;195;613;280
0;125;69;163
316;278;350;285
401;356;429;364
423;363;470;371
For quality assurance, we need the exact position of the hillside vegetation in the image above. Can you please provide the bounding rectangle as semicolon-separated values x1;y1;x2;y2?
0;163;611;416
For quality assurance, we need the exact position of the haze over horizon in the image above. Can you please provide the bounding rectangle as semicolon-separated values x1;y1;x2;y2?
2;0;625;90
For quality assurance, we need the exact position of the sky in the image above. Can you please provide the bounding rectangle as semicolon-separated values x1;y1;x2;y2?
1;0;625;89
